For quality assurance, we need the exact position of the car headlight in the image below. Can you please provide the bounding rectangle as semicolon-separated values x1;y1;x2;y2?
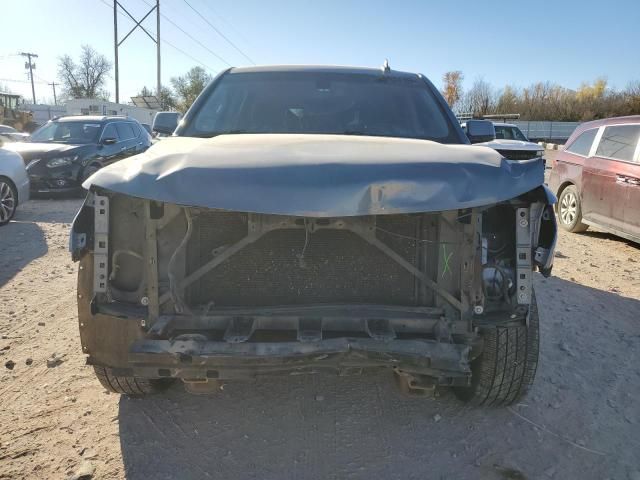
536;150;545;158
46;155;78;168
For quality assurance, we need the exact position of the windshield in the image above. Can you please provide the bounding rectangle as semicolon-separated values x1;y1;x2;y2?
180;71;458;143
30;121;102;144
494;125;528;141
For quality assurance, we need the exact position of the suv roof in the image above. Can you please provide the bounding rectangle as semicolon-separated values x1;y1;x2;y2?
568;115;640;141
55;115;132;123
229;64;421;79
577;115;640;130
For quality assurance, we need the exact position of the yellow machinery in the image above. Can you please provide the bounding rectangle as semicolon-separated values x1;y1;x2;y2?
0;92;36;132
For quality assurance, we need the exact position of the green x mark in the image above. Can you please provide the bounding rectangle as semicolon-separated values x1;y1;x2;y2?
441;244;453;278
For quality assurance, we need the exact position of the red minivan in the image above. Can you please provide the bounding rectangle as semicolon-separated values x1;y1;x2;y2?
548;115;640;243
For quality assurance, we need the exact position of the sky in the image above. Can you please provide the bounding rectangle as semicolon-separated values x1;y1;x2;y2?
1;0;638;105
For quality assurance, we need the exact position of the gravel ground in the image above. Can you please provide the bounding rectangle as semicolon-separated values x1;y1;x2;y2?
1;198;639;480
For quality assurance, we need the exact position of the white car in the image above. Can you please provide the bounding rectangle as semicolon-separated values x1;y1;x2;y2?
462;122;545;163
0;146;30;225
0;124;30;143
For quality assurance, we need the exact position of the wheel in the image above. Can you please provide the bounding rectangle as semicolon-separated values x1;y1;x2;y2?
80;164;100;183
0;177;18;226
557;185;588;233
93;366;172;396
454;290;539;406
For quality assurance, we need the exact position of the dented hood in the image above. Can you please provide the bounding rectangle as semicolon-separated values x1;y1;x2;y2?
84;134;544;216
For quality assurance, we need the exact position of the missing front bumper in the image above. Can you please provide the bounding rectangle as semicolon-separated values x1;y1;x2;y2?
126;336;471;382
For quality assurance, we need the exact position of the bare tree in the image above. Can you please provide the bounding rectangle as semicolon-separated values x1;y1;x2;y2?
462;78;496;117
495;85;519;114
58;45;112;100
441;71;464;108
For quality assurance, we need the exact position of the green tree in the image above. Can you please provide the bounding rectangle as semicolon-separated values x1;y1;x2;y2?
135;86;178;111
171;66;212;112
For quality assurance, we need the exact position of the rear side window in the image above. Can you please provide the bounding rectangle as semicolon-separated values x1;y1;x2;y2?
595;124;640;162
116;122;136;140
565;128;598;156
102;124;119;141
130;122;142;137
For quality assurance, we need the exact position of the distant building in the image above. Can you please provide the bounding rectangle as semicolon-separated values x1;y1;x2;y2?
18;104;66;126
65;99;157;125
19;98;159;128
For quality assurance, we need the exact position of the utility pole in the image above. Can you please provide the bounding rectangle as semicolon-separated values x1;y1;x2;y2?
156;0;161;101
114;0;119;103
113;0;161;105
20;52;38;104
48;82;59;105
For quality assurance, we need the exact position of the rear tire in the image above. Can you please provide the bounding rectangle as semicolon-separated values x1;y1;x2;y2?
454;290;539;406
93;366;171;396
557;185;588;233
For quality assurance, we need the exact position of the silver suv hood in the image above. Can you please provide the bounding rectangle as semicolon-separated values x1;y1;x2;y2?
84;134;544;216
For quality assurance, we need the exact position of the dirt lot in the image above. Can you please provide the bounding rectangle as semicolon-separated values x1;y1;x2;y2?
1;198;639;480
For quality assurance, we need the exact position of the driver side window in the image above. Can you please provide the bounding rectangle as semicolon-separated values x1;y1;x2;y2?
101;124;119;142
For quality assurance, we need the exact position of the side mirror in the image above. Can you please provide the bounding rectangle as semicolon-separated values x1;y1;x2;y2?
152;112;180;135
466;120;496;144
102;137;117;145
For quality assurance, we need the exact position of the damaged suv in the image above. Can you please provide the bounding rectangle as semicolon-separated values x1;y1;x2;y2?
71;65;557;405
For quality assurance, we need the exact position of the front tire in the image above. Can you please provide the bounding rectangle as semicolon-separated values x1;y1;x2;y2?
557;185;588;233
454;290;540;406
93;366;171;396
80;164;100;183
0;177;18;226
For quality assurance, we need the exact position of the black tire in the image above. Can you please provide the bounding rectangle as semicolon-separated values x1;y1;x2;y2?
93;366;170;396
454;290;539;406
80;165;100;183
0;177;18;226
557;185;588;233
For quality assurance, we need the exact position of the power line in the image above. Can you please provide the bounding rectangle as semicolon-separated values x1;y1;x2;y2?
138;0;232;67
195;0;252;48
181;0;255;65
96;0;216;73
0;77;48;85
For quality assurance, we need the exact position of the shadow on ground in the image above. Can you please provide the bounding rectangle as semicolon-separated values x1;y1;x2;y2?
0;198;82;287
0;219;47;289
580;230;640;250
117;276;640;480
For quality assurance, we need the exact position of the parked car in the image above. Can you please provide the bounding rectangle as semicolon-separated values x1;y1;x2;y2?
71;65;557;405
0;147;29;225
140;123;152;136
548;115;640;243
151;111;181;138
462;122;545;163
0;124;30;143
3;115;152;195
